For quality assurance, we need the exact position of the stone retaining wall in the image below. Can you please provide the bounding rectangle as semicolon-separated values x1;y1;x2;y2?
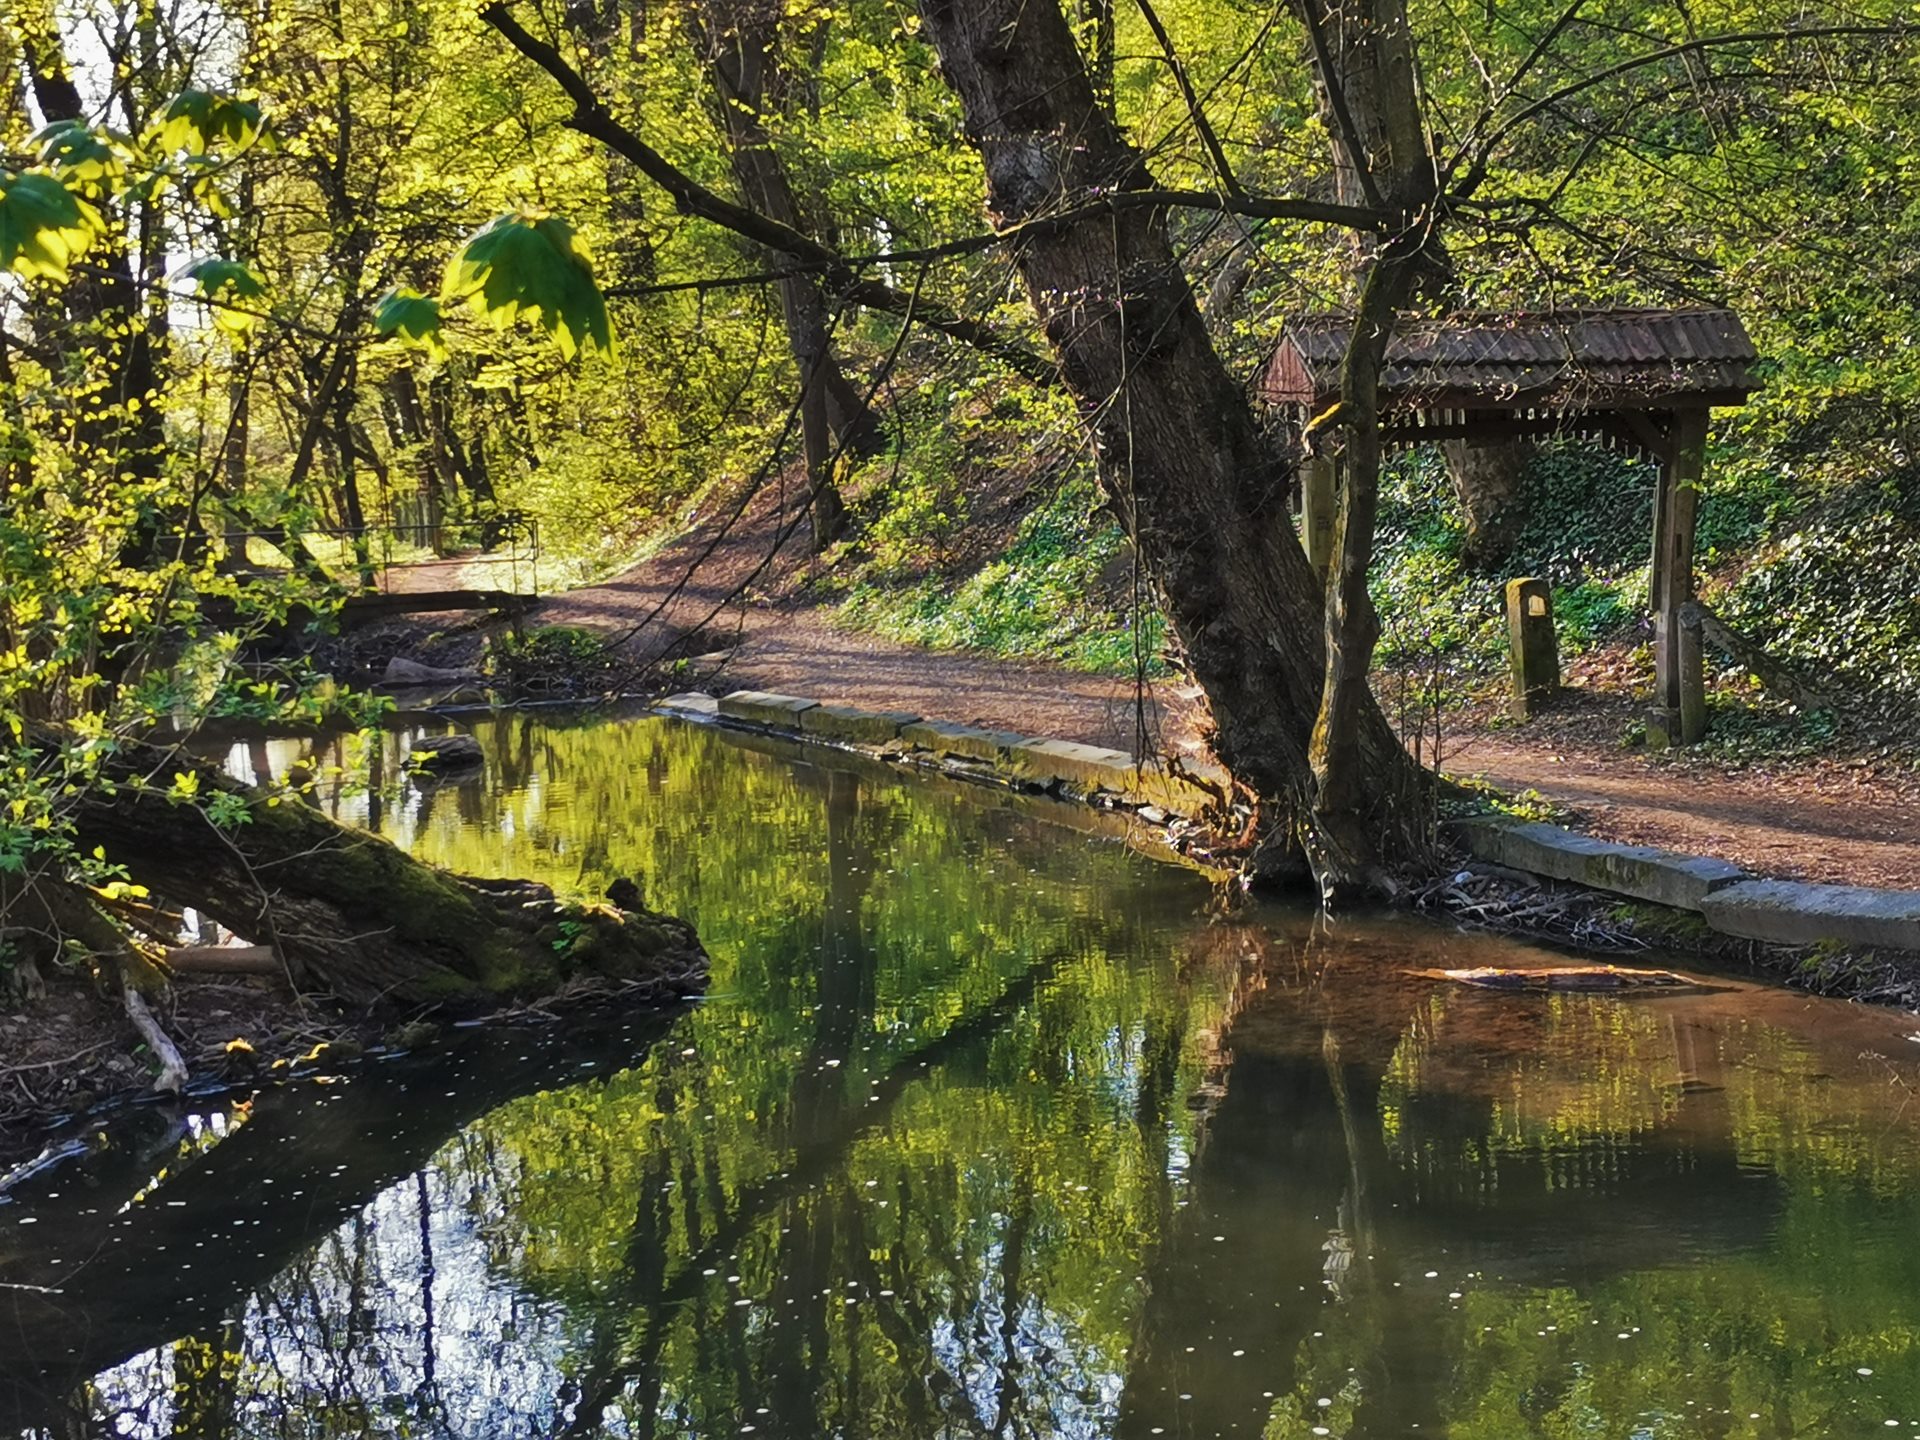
683;689;1229;821
667;689;1920;956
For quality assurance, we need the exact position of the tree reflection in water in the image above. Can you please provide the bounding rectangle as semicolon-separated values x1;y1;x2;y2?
8;714;1920;1439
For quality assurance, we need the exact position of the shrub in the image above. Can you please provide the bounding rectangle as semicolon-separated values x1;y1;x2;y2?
489;624;623;694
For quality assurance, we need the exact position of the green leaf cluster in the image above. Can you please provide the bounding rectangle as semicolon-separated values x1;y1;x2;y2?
442;212;614;360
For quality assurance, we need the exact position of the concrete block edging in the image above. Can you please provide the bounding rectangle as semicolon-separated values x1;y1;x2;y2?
1455;816;1920;955
672;690;1224;822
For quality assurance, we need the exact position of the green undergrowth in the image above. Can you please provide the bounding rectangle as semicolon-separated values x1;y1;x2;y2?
489;624;623;694
837;472;1166;675
817;373;1170;677
1716;465;1920;717
1374;429;1920;753
1373;442;1667;672
1442;776;1574;825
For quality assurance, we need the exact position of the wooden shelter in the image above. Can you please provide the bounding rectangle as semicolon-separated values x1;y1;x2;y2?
1257;308;1761;744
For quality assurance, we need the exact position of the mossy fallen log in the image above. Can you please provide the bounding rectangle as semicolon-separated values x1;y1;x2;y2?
44;728;706;1008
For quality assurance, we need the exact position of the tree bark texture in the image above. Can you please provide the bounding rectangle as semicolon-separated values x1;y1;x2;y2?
1294;0;1426;215
1286;0;1449;889
1295;0;1533;564
695;0;882;546
1308;251;1424;895
914;0;1425;876
1443;436;1532;570
39;730;707;1008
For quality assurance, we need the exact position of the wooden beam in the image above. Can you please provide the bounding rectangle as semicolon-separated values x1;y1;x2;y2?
1612;411;1674;464
1380;418;1579;444
337;589;535;622
1298;459;1336;577
1283;387;1757;417
166;944;281;976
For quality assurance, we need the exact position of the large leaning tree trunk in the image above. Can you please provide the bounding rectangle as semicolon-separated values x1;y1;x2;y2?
31;728;705;1009
914;0;1428;887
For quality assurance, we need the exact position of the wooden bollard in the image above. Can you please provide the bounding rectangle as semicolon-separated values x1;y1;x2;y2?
1505;577;1560;720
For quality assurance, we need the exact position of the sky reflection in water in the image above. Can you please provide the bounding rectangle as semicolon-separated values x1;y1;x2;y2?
6;711;1920;1439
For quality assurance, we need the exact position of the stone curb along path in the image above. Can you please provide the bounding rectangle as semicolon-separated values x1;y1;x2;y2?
1456;816;1920;955
658;689;1920;957
658;688;1232;824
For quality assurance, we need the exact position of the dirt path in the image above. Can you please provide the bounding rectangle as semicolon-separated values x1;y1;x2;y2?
1446;731;1919;888
518;484;1919;889
538;486;1210;757
374;554;477;593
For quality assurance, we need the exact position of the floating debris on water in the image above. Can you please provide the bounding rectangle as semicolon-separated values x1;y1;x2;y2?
1410;964;1705;992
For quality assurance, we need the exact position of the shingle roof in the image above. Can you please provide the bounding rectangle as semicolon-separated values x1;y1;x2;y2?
1259;308;1759;410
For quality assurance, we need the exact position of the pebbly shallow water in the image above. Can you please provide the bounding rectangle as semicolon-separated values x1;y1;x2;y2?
6;709;1920;1438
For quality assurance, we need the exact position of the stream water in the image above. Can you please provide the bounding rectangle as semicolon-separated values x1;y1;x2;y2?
6;709;1920;1438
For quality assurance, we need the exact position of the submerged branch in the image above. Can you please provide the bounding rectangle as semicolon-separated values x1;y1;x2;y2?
120;979;188;1094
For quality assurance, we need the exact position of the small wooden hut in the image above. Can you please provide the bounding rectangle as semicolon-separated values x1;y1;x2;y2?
1257;308;1761;744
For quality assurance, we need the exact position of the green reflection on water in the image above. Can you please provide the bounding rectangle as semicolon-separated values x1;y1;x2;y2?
8;712;1920;1440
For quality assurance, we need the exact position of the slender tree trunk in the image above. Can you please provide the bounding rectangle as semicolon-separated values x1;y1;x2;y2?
384;368;452;553
694;0;881;546
1295;0;1425;212
799;345;847;548
1286;0;1450;892
334;358;375;590
13;18;169;565
913;0;1425;883
1295;0;1532;566
224;346;252;497
427;371;497;505
1308;251;1423;897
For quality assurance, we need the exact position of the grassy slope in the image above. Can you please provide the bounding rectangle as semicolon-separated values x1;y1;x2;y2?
798;379;1169;678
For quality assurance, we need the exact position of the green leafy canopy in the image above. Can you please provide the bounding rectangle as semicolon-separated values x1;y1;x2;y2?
441;211;615;361
30;122;135;187
149;89;267;156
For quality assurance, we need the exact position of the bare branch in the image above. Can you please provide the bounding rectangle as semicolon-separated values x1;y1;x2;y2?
480;0;1380;388
480;2;1057;383
1294;0;1390;213
1472;23;1908;167
1133;0;1242;197
1504;0;1587;97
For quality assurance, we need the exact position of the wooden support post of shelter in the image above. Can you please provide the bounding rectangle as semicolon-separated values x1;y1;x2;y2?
1299;456;1337;579
1647;408;1710;745
1255;308;1760;746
